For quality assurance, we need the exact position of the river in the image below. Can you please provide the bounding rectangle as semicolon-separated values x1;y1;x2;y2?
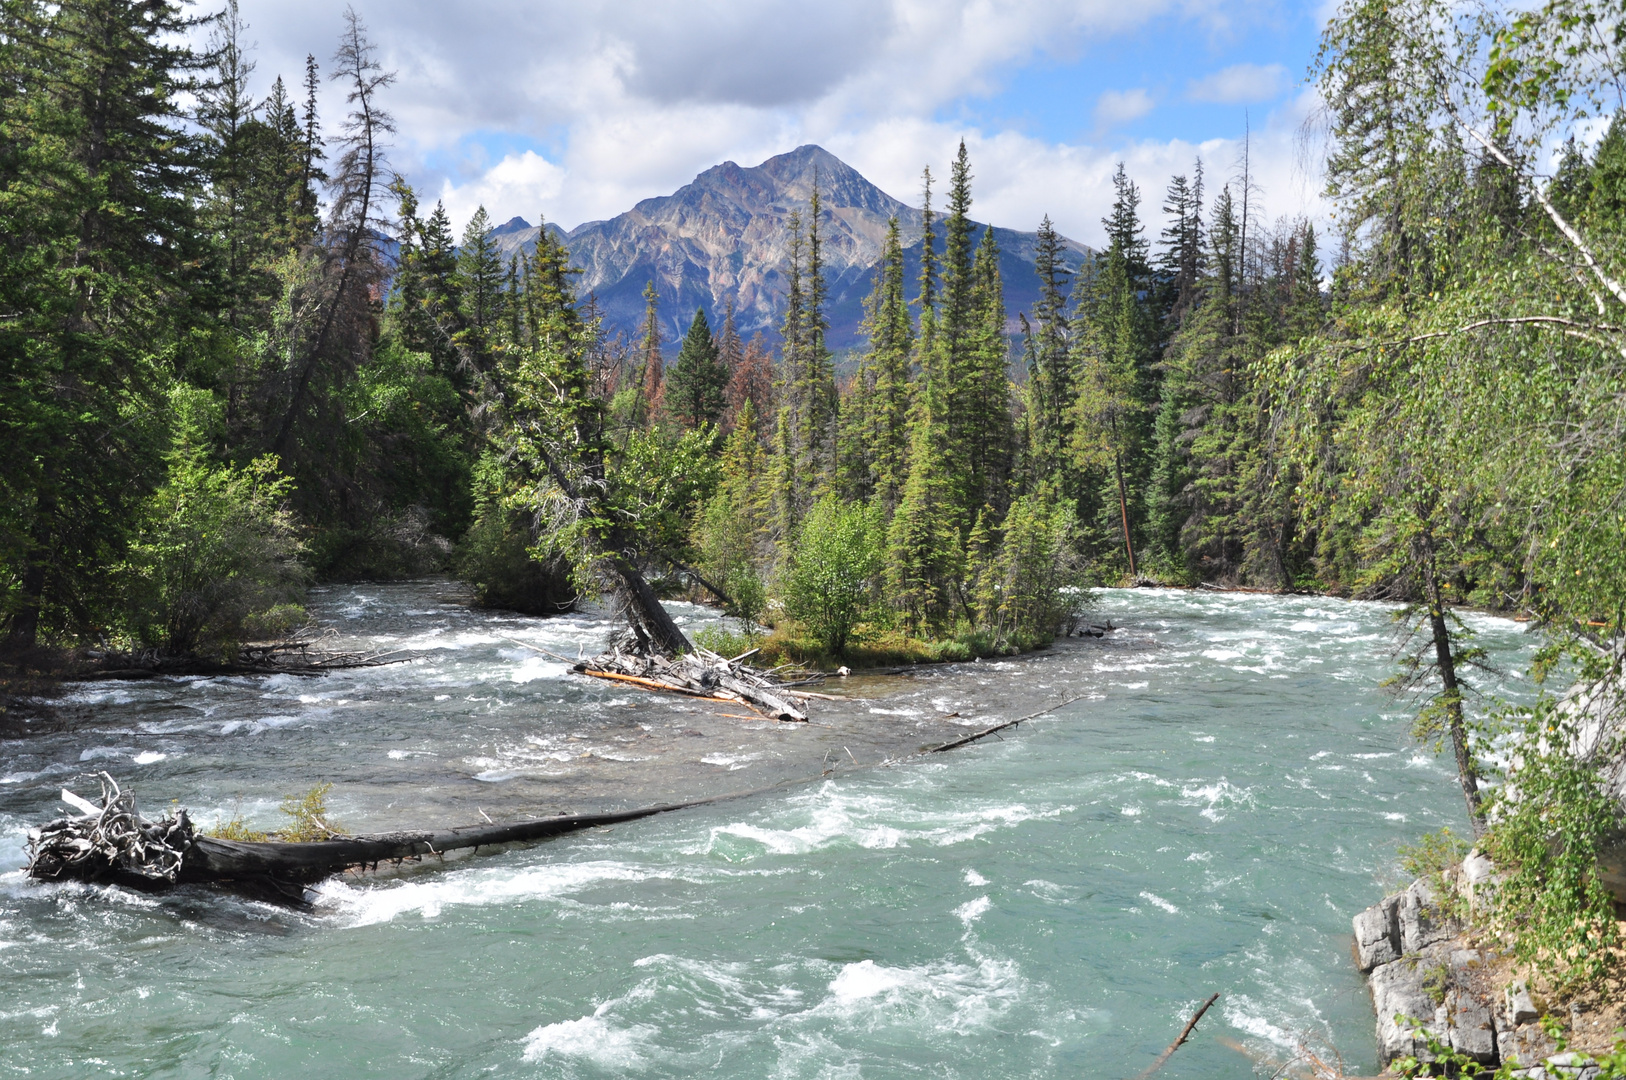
0;584;1539;1078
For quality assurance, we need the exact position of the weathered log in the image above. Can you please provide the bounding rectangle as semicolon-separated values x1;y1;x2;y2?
1131;993;1219;1080
29;782;781;903
571;649;809;721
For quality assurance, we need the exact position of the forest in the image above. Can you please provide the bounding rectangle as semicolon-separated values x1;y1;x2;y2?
3;0;1626;987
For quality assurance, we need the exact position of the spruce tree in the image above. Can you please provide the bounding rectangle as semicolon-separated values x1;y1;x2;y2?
0;0;211;646
867;218;914;513
967;225;1014;516
457;206;504;370
1026;214;1072;478
665;307;727;430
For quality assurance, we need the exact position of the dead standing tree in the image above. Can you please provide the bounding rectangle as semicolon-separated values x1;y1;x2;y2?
269;9;394;471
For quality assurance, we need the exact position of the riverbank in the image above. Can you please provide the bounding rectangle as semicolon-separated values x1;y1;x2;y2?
1353;869;1626;1075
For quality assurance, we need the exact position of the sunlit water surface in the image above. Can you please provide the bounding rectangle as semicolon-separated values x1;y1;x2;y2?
0;586;1540;1078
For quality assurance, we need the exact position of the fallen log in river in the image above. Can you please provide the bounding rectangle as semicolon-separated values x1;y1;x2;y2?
27;773;774;903
28;695;1085;904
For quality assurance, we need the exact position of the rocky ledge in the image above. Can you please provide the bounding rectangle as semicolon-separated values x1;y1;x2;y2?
1352;862;1609;1077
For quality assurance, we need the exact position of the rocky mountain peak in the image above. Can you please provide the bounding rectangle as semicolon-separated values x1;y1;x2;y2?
485;145;1084;350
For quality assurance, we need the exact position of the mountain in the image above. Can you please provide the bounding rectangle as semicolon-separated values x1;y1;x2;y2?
489;145;1089;352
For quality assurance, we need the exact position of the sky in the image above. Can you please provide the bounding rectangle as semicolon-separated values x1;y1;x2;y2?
217;0;1340;248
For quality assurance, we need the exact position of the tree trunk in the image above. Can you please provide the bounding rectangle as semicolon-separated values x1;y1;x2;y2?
606;554;691;656
1419;536;1485;836
1113;450;1137;579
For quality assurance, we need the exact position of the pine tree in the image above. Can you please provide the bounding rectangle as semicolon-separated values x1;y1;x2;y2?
967;225;1014;516
1025;214;1073;479
725;332;775;438
456;206;504;369
665;307;727;430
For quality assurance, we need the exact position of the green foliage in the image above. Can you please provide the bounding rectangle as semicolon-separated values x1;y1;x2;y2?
975;491;1092;645
120;389;308;656
1399;827;1470;912
691;623;757;659
204;802;268;842
664;308;728;430
779;495;885;657
1481;699;1624;995
276;782;342;843
1394;1019;1626;1079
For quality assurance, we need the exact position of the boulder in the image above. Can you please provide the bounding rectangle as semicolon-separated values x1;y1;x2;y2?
1369;960;1447;1067
1446;986;1498;1064
1399;878;1456;954
1353;893;1402;972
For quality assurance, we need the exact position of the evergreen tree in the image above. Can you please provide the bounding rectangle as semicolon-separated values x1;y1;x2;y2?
0;0;210;646
665;307;727;430
1025;214;1073;479
456;206;504;369
967;225;1014;516
724;332;775;438
845;216;913;513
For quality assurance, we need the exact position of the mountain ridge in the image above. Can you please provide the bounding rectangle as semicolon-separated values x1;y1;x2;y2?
487;144;1088;351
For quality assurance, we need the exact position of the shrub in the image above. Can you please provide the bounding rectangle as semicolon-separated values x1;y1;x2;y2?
276;782;343;842
779;495;885;657
122;389;309;656
1481;698;1624;995
976;493;1092;645
691;623;757;659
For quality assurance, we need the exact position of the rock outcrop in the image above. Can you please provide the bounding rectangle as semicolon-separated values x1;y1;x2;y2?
485;145;1090;350
1352;873;1586;1075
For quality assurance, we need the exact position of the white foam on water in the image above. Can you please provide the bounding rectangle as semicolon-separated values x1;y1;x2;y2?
1138;891;1179;914
963;869;988;886
78;746;132;761
0;828;27;873
520;1006;657;1068
955;895;992;925
314;858;684;927
130;751;167;765
701;783;1068;858
816;955;1024;1035
867;707;920;717
508;656;568;683
1179;779;1255;822
701;752;762;770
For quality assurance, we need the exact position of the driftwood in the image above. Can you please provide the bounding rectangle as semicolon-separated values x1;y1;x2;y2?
27;774;194;884
27;776;785;902
62;635;414;681
571;644;809;722
929;695;1087;752
1131;993;1220;1080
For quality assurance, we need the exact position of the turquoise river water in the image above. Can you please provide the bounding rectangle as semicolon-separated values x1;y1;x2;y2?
0;586;1540;1079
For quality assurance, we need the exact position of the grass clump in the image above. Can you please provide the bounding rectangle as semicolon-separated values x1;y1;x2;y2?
277;782;343;842
204;783;343;843
204;802;267;842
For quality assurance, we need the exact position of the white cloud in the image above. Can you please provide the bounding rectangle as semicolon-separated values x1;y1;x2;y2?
1094;88;1157;129
223;0;1326;242
1186;62;1289;104
435;151;565;233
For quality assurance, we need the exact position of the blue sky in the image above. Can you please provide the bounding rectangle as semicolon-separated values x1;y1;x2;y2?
228;0;1337;246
